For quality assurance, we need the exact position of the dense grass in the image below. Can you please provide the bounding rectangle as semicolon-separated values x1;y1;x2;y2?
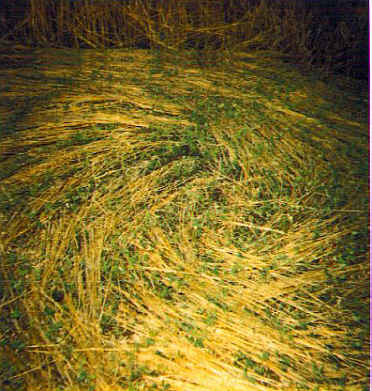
0;0;368;80
0;48;369;391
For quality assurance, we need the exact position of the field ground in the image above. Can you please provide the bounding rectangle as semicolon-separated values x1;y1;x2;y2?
0;48;369;391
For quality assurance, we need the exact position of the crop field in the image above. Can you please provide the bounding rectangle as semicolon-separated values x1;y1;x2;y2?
0;47;369;391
